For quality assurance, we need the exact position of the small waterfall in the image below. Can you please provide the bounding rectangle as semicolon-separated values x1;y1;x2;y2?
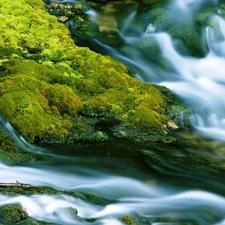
0;117;49;155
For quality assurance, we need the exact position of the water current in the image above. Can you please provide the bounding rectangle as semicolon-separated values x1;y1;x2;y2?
1;0;225;224
80;0;225;141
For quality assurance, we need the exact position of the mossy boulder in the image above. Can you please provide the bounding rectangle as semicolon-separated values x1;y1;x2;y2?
0;0;183;145
0;59;82;143
0;132;43;164
0;117;43;164
120;215;137;225
0;205;28;223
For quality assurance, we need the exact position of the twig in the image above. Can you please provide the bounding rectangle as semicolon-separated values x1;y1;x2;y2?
0;181;32;188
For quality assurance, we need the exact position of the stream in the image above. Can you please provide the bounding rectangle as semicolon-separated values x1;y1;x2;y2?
1;0;225;224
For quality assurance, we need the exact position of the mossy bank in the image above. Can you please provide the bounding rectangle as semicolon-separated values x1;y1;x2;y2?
0;0;189;147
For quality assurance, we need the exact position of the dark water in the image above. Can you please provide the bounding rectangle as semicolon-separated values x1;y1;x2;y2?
1;0;225;224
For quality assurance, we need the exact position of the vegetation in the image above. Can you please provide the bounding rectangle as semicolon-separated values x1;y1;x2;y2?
120;215;137;225
0;205;28;223
0;132;43;164
0;0;176;145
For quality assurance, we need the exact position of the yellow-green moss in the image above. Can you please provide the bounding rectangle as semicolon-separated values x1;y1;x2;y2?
0;0;170;144
47;84;82;115
0;60;82;142
78;74;167;131
0;132;43;164
120;215;136;225
0;205;28;223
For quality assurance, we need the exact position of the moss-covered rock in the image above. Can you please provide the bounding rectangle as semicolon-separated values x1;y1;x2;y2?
0;204;28;223
0;120;43;164
0;185;109;206
0;132;43;164
0;0;183;146
120;215;137;225
0;185;109;224
154;85;193;128
0;59;81;142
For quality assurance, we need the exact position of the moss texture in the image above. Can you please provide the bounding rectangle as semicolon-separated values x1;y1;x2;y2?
0;117;43;164
0;132;43;164
0;0;175;145
0;205;28;223
120;215;137;225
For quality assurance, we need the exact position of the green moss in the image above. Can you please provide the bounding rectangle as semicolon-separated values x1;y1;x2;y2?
79;77;167;131
168;26;204;57
0;132;43;164
0;61;82;142
129;105;166;129
0;55;169;142
154;85;192;127
0;205;28;223
0;0;175;145
47;84;82;116
120;215;137;225
24;0;45;9
0;0;73;61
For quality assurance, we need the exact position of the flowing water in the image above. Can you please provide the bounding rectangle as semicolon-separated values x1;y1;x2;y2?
1;0;225;224
80;0;225;141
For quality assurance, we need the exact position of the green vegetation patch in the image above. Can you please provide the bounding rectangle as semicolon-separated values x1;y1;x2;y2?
0;204;28;223
0;0;173;145
0;59;82;143
120;215;137;225
0;131;43;164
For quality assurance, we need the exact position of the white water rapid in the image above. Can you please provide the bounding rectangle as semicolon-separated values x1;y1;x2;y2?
157;15;225;141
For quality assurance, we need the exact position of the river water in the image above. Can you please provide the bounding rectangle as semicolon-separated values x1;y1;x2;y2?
78;0;225;141
1;0;225;224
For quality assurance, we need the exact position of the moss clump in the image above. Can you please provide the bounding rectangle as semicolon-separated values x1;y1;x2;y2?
0;0;68;58
47;84;82;116
75;62;167;131
0;117;43;164
0;132;43;164
0;0;176;145
120;215;137;225
0;205;28;223
0;60;82;142
129;105;166;129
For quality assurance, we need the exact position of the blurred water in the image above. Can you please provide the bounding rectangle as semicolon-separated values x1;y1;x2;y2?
1;189;225;224
1;117;225;224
